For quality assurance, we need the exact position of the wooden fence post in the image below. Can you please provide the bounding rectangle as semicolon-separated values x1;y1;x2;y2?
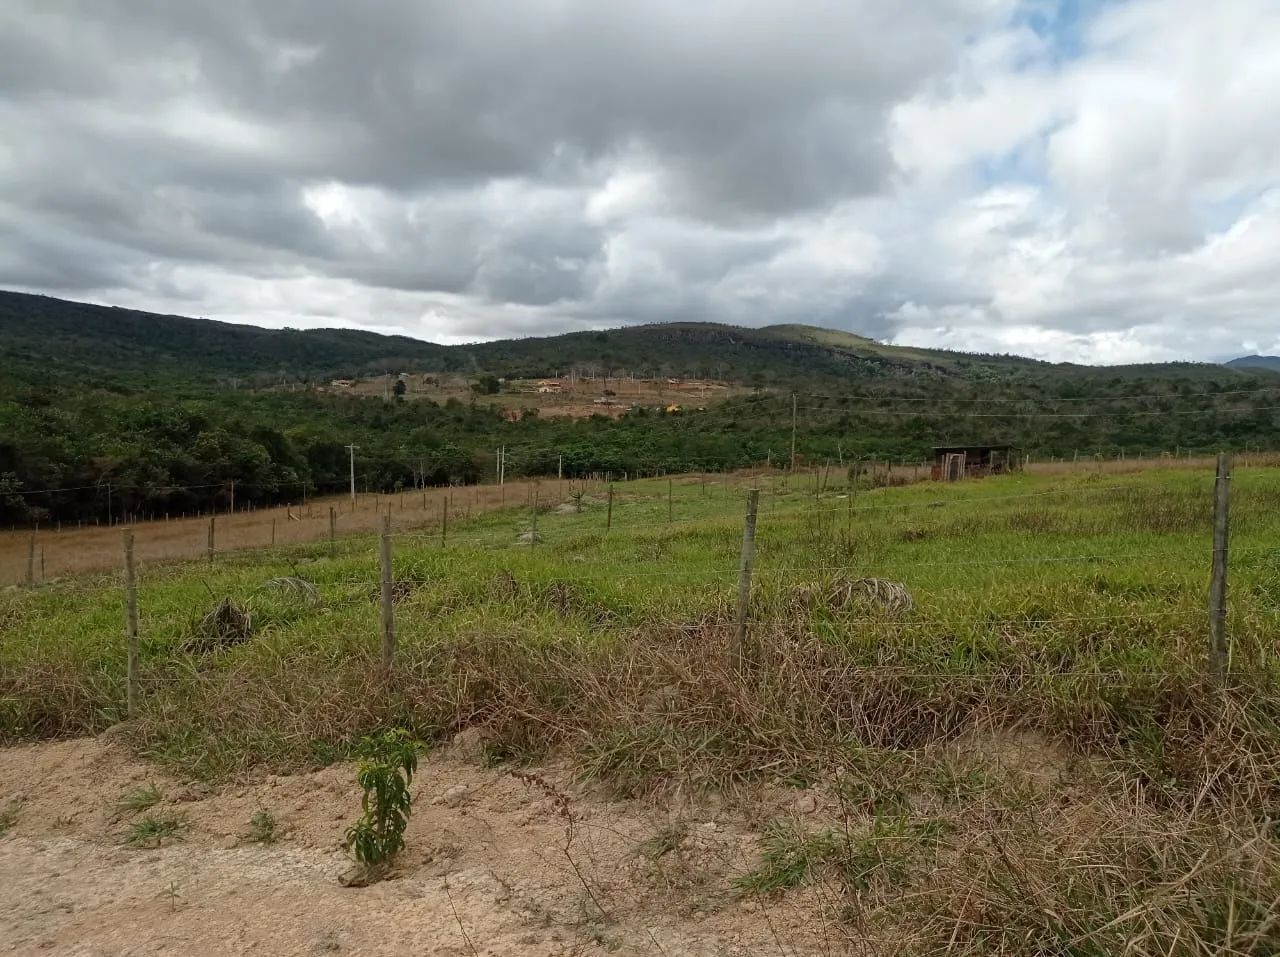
26;534;35;586
328;506;336;557
732;488;761;672
123;529;139;718
271;518;276;547
531;490;539;545
207;517;215;561
441;497;448;547
1208;452;1232;680
379;515;395;671
668;477;673;523
606;484;614;530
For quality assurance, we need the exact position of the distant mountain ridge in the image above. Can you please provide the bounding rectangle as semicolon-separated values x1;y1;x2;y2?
1226;355;1280;372
0;289;1258;397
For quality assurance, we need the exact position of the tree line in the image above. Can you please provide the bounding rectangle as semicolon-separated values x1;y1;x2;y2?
4;378;1280;526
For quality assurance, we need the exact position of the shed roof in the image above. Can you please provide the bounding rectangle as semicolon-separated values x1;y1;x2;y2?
932;444;1017;453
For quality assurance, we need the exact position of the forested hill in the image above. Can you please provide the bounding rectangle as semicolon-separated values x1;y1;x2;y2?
0;289;1028;391
0;288;1260;392
3;289;1280;528
0;291;451;392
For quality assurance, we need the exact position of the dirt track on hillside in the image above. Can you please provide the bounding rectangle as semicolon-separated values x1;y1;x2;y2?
0;737;833;956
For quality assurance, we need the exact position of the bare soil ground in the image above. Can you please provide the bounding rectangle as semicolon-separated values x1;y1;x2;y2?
321;374;747;420
0;737;833;956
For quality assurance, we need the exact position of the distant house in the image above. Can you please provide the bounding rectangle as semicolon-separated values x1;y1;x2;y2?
932;445;1020;481
330;379;355;388
537;381;562;394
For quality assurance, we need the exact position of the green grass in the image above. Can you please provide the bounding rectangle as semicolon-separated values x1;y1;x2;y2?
3;466;1279;778
116;784;162;815
124;813;184;848
5;464;1280;952
736;814;947;895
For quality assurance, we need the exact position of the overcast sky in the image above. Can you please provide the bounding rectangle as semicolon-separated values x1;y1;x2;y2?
2;1;1277;363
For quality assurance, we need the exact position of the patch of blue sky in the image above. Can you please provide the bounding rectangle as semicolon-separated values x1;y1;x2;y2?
1016;0;1107;64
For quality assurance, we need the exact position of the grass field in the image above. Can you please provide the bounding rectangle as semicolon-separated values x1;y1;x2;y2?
0;476;586;585
4;463;1280;952
1;452;1253;587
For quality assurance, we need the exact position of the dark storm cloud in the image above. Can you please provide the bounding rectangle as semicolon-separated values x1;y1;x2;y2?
5;0;1276;362
0;0;998;338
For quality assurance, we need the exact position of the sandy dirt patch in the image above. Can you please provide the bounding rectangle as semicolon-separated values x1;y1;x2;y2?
0;737;833;956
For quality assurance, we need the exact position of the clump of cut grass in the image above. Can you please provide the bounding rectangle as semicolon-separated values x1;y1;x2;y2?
124;813;185;848
116;784;162;815
183;597;254;654
0;798;21;835
636;822;687;860
797;576;915;617
263;576;318;604
248;809;276;844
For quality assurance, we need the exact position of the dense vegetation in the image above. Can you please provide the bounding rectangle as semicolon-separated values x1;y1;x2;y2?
3;290;1279;526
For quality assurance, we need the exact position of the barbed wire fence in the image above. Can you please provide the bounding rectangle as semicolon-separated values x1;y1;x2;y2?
11;438;1280;586
83;449;1270;718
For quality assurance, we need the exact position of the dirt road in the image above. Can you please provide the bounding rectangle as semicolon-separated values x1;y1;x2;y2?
0;478;583;586
0;737;829;956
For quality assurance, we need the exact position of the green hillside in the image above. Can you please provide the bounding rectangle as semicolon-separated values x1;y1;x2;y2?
4;289;1267;392
2;289;1279;527
0;291;452;393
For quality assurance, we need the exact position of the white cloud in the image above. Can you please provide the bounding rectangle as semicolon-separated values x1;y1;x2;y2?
1;0;1279;363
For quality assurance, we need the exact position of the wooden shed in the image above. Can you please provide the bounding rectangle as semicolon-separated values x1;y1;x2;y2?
932;444;1020;481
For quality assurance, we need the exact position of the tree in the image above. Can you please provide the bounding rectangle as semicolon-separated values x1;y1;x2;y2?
392;379;407;399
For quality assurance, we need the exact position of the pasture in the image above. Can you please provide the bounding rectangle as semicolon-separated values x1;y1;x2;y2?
4;462;1280;953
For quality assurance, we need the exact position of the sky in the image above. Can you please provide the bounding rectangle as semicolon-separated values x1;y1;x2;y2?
1;0;1278;364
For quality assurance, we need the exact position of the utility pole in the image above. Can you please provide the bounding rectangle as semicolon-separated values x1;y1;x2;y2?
228;479;235;514
345;444;359;504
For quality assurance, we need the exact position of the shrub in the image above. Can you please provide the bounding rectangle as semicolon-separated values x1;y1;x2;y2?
344;729;420;874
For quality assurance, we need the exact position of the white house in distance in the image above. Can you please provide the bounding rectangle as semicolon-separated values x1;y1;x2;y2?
537;380;563;394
